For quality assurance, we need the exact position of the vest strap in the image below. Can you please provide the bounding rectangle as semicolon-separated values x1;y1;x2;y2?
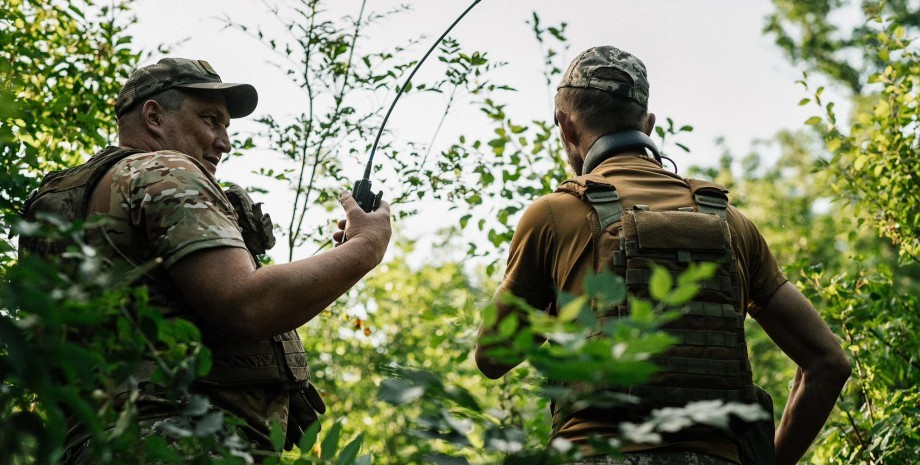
585;189;624;231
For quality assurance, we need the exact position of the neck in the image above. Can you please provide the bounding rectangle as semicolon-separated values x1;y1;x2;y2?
581;131;661;175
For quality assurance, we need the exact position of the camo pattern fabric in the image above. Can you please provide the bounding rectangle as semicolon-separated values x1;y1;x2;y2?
568;451;736;465
82;150;289;452
95;150;247;269
557;46;650;108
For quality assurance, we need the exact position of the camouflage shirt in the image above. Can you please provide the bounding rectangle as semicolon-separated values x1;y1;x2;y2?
86;148;289;448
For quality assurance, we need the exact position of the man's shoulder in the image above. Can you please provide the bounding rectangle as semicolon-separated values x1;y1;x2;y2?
530;190;591;213
109;150;218;193
113;150;208;177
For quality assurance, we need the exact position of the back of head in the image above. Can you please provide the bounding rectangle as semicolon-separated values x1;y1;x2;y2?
556;46;650;137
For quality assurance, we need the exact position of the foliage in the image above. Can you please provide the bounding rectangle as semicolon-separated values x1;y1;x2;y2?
314;248;764;464
0;0;140;266
6;0;920;463
760;2;920;462
765;0;919;92
0;218;252;465
221;0;509;260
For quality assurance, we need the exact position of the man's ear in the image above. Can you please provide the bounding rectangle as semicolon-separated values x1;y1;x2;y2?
644;112;656;136
140;100;166;135
555;110;579;145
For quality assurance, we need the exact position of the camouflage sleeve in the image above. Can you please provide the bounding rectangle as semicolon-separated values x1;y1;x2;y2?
111;151;247;268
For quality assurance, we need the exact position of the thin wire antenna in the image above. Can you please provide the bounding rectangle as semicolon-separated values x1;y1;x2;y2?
361;0;482;180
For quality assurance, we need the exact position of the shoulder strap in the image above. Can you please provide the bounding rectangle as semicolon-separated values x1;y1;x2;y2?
686;178;730;219
556;174;624;232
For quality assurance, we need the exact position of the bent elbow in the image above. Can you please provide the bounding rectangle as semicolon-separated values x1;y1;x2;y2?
477;362;508;380
809;351;852;389
475;347;509;380
831;353;852;385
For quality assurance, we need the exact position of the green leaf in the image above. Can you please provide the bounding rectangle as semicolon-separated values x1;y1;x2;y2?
320;421;343;461
336;433;364;465
378;379;425;405
498;314;519;336
648;265;673;301
298;420;321;453
193;411;224;436
676;262;717;286
270;419;285;451
557;295;588;322
630;298;655;324
804;116;822;125
583;270;626;306
662;284;698;306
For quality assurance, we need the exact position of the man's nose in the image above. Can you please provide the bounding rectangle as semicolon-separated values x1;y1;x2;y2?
215;127;231;153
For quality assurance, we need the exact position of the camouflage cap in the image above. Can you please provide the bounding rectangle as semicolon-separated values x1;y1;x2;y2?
557;46;649;108
115;58;258;118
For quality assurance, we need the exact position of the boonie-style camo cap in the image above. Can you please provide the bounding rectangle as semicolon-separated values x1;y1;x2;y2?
115;58;258;118
557;46;649;108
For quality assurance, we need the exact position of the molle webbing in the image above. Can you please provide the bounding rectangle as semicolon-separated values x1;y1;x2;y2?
199;330;310;389
630;384;758;407
650;356;746;377
669;330;739;347
553;173;757;424
21;147;312;390
18;147;144;258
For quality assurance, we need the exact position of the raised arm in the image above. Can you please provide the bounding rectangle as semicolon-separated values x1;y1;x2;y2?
169;191;391;340
753;281;851;465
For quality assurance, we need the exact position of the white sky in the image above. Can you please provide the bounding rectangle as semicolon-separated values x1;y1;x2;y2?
129;0;824;263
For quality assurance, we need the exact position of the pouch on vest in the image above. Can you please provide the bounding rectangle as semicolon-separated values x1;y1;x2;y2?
21;148;312;392
555;175;758;440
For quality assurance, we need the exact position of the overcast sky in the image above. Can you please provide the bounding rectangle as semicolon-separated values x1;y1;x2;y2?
129;0;825;262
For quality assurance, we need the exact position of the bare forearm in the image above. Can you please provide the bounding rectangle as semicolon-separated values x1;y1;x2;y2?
775;365;848;464
171;193;392;340
240;237;383;337
171;237;385;340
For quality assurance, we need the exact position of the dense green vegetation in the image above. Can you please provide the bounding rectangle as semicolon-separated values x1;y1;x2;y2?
2;0;917;464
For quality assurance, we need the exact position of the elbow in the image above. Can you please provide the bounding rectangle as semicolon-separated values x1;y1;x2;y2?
805;350;852;390
475;347;509;380
477;361;508;380
831;353;853;386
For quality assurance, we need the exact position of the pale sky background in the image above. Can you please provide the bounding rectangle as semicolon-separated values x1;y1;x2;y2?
129;0;832;264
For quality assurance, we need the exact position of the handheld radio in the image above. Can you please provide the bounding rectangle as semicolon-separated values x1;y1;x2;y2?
349;0;483;213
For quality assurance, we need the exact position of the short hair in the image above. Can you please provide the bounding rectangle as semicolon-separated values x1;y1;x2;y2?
555;67;648;136
117;88;189;123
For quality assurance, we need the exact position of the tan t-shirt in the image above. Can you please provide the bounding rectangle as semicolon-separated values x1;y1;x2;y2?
500;155;788;463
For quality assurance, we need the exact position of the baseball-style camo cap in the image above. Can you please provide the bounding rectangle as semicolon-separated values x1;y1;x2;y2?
557;46;649;108
115;58;258;118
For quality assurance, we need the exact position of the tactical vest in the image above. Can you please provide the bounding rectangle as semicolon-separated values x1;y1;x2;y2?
555;173;756;421
19;146;311;390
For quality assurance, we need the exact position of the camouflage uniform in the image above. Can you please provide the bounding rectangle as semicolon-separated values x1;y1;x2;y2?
56;149;290;463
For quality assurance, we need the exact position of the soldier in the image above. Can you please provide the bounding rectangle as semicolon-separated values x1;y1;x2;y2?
475;46;851;465
20;58;392;462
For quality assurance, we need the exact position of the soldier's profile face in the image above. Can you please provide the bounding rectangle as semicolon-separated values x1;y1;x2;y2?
160;92;231;175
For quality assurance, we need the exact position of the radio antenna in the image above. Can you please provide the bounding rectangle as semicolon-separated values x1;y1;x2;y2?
351;0;483;212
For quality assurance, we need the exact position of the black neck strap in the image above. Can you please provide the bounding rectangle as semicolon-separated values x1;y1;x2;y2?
581;131;662;176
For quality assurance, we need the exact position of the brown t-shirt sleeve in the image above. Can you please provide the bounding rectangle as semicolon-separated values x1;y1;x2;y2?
500;197;557;312
727;206;788;316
